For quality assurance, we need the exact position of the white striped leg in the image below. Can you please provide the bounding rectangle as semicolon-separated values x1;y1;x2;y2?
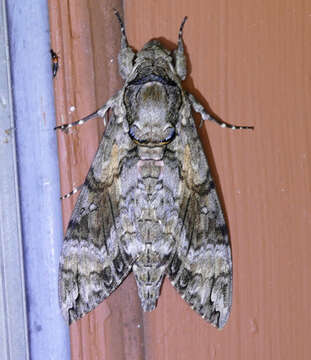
187;93;254;130
54;92;120;132
54;111;100;131
60;184;83;200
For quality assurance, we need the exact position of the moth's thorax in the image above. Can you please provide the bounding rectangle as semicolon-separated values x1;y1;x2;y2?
124;65;182;147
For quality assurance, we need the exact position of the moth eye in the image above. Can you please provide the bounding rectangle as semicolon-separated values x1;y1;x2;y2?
128;125;137;139
128;125;147;144
162;127;175;142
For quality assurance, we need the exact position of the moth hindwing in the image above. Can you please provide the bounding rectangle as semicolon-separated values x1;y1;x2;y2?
58;10;252;329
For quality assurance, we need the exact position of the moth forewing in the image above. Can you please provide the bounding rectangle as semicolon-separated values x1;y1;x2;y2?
58;10;252;328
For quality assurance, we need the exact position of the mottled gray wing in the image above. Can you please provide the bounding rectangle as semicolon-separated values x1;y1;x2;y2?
59;113;134;324
167;112;232;329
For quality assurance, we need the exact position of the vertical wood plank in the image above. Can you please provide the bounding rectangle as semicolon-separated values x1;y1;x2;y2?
125;1;311;360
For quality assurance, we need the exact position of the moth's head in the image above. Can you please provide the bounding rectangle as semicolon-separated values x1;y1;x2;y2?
115;11;188;81
137;39;171;59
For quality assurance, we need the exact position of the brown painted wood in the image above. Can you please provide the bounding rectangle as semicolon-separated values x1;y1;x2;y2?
50;0;311;359
125;1;311;359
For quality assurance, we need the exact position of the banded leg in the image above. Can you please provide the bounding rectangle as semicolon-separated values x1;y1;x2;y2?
187;92;254;130
54;92;120;131
60;184;83;200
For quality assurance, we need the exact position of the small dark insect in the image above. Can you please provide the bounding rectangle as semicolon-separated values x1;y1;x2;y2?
57;10;253;329
50;49;59;78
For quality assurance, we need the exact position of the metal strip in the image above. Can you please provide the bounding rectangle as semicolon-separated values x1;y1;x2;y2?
5;0;71;358
0;0;29;359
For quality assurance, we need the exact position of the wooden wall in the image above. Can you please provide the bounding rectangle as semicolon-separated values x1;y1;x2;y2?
49;0;311;359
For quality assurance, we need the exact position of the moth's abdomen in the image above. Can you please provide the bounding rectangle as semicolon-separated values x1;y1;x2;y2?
120;157;179;311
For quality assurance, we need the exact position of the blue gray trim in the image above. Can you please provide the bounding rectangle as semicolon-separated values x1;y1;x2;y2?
0;1;29;359
5;0;70;358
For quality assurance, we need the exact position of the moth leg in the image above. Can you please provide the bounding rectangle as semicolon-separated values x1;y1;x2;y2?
60;184;83;200
54;92;120;131
187;92;254;130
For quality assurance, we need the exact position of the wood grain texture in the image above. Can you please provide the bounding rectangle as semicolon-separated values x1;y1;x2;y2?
50;0;311;359
125;0;311;359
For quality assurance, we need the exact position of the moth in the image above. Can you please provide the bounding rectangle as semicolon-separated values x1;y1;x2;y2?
51;49;59;78
57;10;253;329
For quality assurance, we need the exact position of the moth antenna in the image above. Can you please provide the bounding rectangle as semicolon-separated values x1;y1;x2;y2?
174;16;188;80
177;16;188;53
113;9;129;48
113;9;135;79
60;184;83;200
